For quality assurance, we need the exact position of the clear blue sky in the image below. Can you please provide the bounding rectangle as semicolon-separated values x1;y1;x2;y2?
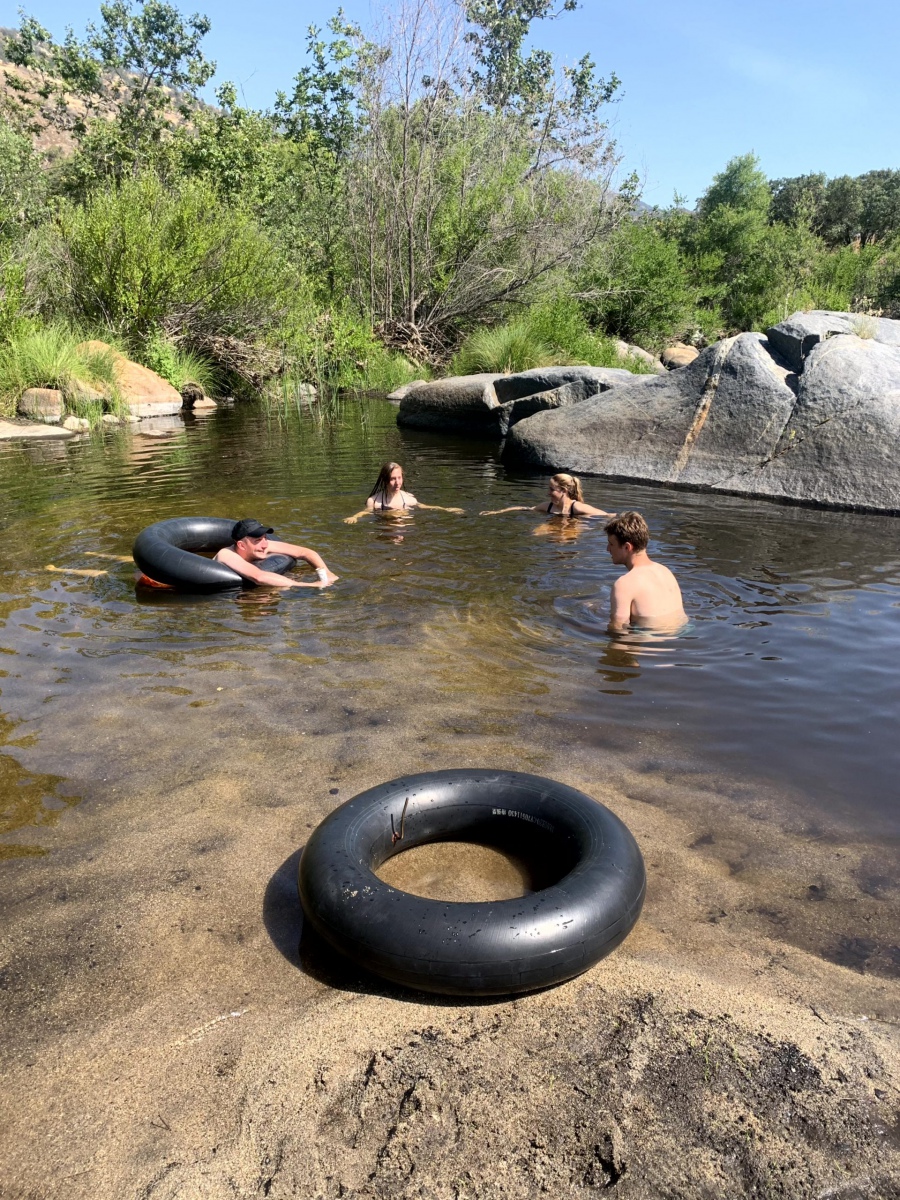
10;0;899;206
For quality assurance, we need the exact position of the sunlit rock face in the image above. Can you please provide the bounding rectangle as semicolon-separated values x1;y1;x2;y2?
504;317;900;514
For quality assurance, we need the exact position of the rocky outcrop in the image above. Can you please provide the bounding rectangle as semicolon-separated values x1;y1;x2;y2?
765;309;900;371
753;336;900;510
397;365;645;436
386;380;428;401
506;334;795;486
77;341;183;417
505;319;900;514
661;343;700;369
18;387;63;423
397;372;501;432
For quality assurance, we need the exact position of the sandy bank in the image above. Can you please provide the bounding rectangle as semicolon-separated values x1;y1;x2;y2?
0;638;897;1199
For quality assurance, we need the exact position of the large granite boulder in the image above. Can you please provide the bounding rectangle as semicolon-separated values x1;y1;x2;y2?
492;366;635;403
77;341;183;418
397;365;640;435
494;372;651;436
753;336;900;510
765;310;900;371
505;324;900;513
506;333;796;486
397;373;500;432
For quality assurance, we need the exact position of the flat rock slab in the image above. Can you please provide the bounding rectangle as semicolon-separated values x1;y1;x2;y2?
0;418;76;441
397;366;643;435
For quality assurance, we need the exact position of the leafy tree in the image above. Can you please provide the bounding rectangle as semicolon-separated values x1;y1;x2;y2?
175;82;282;207
771;169;900;248
686;153;824;331
857;170;900;244
770;173;827;231
577;215;709;349
272;14;367;299
0;117;46;241
465;0;578;112
464;0;621;176
4;12;103;120
87;0;215;124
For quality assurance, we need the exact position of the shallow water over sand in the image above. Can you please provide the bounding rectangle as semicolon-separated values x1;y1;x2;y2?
0;398;899;863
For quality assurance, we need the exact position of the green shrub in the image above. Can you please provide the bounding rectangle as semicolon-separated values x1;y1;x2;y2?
35;172;296;380
138;332;220;395
523;296;659;372
351;349;428;394
0;323;122;419
449;297;659;376
578;219;707;350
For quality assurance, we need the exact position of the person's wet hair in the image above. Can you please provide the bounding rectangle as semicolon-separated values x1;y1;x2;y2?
369;462;403;502
551;473;583;502
604;510;650;552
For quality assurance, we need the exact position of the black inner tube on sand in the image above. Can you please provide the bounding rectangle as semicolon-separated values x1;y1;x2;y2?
133;516;295;592
298;768;646;996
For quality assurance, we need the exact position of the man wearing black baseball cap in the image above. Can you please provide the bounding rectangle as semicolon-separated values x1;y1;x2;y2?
214;519;338;589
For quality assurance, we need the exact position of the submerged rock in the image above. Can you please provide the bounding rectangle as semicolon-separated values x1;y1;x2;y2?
0;417;75;440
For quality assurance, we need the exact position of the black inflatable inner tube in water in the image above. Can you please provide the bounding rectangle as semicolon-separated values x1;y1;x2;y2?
298;768;646;996
132;516;295;592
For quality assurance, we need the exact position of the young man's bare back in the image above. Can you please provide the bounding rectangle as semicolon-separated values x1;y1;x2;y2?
604;511;686;633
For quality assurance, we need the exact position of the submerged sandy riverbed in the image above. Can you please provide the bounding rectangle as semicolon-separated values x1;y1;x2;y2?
0;406;898;1196
1;634;898;1199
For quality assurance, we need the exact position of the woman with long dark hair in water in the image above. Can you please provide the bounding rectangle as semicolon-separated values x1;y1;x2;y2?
344;462;465;523
480;473;613;519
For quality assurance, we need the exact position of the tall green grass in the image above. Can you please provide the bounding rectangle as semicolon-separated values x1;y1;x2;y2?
138;333;220;396
0;324;124;420
450;297;659;376
450;321;559;375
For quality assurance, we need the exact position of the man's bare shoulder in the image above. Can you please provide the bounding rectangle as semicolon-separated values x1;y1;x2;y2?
216;547;254;574
611;572;637;597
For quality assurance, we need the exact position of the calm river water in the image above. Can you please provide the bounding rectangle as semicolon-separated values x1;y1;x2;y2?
1;399;899;858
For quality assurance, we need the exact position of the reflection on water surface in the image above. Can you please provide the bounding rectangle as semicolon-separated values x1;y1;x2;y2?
1;399;899;854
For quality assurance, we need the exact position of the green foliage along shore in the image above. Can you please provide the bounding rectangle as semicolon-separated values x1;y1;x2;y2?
0;0;899;416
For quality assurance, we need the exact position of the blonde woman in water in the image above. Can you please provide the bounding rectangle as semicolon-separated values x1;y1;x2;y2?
344;462;465;523
480;473;613;519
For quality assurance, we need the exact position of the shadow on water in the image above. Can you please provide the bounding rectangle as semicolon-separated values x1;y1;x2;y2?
262;847;547;1006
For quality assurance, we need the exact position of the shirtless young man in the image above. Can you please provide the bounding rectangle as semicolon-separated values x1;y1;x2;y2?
604;511;686;632
214;519;338;589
